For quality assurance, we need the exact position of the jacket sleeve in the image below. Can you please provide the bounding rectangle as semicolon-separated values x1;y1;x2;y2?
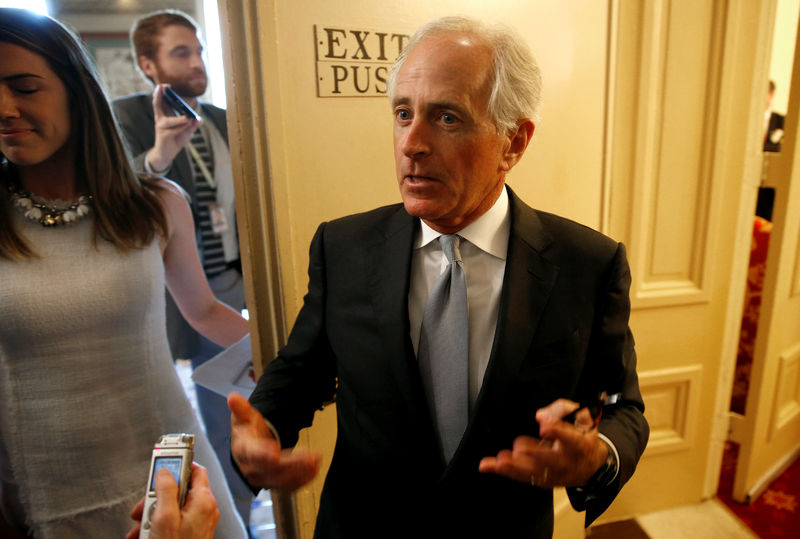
567;243;649;525
248;222;339;448
112;97;160;175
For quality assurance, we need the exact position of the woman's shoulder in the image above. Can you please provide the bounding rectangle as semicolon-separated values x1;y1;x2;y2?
149;177;191;210
147;178;192;243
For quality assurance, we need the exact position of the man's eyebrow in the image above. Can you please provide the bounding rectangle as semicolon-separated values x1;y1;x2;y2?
168;44;204;54
168;45;192;55
390;97;468;116
391;96;410;108
430;100;467;112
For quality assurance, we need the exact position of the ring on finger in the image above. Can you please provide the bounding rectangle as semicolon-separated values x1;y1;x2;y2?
542;466;549;484
530;474;537;486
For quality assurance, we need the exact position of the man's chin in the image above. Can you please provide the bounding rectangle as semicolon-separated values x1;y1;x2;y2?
401;197;447;221
171;82;207;99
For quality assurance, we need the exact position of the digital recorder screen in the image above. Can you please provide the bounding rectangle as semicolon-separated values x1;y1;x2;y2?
150;456;183;490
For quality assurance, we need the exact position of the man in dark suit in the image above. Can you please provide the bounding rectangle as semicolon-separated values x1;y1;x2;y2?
229;16;648;538
764;80;785;152
111;10;252;529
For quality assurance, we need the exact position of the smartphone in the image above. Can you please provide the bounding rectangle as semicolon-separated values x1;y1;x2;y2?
162;87;200;121
140;433;195;539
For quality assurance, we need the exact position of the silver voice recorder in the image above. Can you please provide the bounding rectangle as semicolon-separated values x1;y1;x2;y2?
140;433;194;538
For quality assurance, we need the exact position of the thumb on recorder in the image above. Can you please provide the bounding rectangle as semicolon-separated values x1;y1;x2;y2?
126;463;220;539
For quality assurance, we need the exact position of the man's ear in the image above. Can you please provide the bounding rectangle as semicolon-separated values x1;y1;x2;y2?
500;119;535;172
139;55;157;81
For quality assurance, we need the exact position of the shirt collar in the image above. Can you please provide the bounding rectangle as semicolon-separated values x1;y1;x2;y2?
416;186;511;260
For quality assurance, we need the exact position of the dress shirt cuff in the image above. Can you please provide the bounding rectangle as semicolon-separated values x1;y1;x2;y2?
230;415;283;496
264;417;281;446
571;433;619;500
144;151;169;175
597;433;620;485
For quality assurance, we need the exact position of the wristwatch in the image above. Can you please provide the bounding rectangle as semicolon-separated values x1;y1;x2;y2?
584;439;618;489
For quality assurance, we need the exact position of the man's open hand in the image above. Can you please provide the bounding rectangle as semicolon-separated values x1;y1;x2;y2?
228;392;321;492
478;398;608;487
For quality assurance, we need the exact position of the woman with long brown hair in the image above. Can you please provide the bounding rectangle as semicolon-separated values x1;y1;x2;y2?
0;9;248;537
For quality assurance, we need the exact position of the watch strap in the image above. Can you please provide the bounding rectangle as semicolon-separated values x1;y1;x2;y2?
585;438;618;489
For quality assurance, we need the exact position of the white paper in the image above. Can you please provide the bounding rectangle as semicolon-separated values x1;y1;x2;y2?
191;334;256;398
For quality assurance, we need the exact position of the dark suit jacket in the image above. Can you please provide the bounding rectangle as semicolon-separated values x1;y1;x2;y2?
111;93;230;359
250;188;648;538
764;111;785;152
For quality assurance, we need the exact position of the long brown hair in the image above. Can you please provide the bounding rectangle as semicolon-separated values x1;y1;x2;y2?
0;8;168;260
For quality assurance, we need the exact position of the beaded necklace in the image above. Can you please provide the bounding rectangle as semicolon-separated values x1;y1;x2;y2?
8;184;92;227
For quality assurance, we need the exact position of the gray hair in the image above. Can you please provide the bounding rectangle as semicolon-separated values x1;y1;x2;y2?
387;16;543;135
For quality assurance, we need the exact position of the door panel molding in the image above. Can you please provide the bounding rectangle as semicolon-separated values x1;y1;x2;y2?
792;230;800;296
638;365;703;456
608;0;778;513
772;342;800;437
624;0;725;309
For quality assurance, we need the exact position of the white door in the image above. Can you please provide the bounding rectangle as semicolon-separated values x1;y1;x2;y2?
730;10;800;503
600;0;779;520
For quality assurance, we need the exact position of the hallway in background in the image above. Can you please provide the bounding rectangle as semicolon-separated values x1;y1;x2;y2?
717;441;800;538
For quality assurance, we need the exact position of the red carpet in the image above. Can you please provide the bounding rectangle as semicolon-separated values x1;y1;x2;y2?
730;217;772;414
717;441;800;537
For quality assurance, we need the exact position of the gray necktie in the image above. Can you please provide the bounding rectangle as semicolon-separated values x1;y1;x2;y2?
418;234;469;462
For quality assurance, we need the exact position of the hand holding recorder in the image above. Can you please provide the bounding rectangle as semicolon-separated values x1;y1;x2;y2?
127;434;219;539
127;464;219;539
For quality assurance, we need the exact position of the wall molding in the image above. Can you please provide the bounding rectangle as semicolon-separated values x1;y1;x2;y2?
623;0;726;309
771;342;800;438
639;365;703;456
792;226;800;297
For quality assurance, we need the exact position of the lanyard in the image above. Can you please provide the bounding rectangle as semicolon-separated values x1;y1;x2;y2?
186;133;216;189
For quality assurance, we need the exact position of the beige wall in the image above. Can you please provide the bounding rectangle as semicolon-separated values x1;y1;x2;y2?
260;0;610;316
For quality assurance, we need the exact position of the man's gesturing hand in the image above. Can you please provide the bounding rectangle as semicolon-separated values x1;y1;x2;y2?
228;392;321;492
478;399;608;488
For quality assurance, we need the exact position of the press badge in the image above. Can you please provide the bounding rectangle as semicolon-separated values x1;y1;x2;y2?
210;203;228;234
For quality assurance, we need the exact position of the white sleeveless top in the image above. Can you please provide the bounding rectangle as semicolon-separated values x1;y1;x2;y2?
0;211;246;538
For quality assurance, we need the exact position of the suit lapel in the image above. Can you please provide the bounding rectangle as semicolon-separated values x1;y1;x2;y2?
471;190;560;420
363;208;432;419
201;104;229;144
